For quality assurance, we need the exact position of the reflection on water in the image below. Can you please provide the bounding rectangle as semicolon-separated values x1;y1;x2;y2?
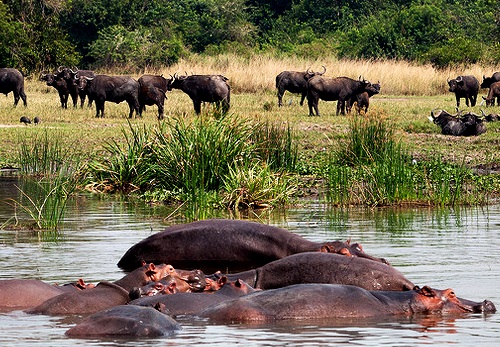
0;176;499;346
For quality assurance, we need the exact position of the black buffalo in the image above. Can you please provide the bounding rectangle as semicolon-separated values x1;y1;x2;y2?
0;68;27;107
428;109;486;136
347;82;381;114
167;74;230;114
447;75;479;107
480;72;500;89
138;74;169;119
76;74;140;118
276;66;326;107
59;67;95;108
40;72;73;108
482;81;500;106
307;76;372;116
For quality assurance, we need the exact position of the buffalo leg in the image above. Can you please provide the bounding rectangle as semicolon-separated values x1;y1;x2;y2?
299;92;307;106
277;88;285;107
193;100;202;114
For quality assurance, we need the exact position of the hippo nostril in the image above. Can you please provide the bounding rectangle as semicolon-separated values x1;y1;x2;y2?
481;300;497;314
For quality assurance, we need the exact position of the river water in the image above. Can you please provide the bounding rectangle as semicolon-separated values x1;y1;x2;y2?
0;178;499;346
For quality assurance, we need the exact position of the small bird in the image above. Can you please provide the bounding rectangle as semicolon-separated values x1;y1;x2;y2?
33;116;40;125
20;116;31;125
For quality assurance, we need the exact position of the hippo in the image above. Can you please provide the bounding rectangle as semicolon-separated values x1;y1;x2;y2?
117;219;387;273
65;305;181;338
225;252;415;291
130;277;256;317
128;275;178;299
26;263;172;316
200;283;496;323
0;279;65;312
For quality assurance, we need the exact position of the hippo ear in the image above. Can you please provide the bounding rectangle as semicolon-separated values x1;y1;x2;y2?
218;276;228;286
418;286;436;297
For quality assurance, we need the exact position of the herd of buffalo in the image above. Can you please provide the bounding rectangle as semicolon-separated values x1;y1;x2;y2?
1;66;500;135
0;219;496;339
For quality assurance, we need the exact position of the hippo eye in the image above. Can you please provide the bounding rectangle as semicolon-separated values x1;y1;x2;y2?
449;291;456;298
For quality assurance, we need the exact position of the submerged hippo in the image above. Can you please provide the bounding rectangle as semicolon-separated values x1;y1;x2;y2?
27;263;171;316
0;278;96;312
117;219;387;272
200;283;496;323
65;305;181;338
226;252;415;291
0;279;65;312
130;277;256;317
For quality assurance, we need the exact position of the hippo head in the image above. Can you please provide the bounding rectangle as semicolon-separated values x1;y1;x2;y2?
411;286;497;315
321;240;389;264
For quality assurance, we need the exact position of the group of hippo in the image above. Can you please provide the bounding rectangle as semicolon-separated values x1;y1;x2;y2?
0;219;496;339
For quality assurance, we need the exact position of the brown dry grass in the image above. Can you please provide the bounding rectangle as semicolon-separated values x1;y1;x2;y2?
1;55;500;172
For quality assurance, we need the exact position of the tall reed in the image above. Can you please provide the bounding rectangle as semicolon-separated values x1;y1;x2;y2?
324;113;472;206
11;131;81;230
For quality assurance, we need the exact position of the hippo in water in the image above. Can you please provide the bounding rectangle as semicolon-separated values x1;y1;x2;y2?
200;283;496;323
26;263;172;316
0;278;96;312
225;252;415;291
130;277;256;317
65;305;181;338
117;219;387;273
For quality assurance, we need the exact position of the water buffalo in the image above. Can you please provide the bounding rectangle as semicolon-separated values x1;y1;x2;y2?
225;252;415;291
307;75;373;116
40;72;74;108
76;74;140;118
482;81;500;106
448;75;479;107
347;81;381;113
65;305;181;338
429;109;486;136
130;277;256;317
167;73;230;114
117;219;388;273
26;263;171;315
276;66;326;107
71;68;95;107
200;284;496;323
480;72;500;89
0;68;27;107
138;74;169;119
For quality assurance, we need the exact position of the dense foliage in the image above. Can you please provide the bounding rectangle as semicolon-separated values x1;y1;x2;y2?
1;0;499;73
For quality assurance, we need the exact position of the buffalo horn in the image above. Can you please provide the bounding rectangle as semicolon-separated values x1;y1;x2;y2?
320;65;326;74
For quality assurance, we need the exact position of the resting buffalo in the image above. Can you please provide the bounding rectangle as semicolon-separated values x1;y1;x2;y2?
482;81;500;106
65;305;181;338
26;263;171;315
76;74;140;118
428;109;486;136
117;219;387;273
307;75;373;116
226;252;414;291
40;72;75;108
200;284;496;323
480;72;500;89
0;68;27;107
276;66;326;107
138;74;169;119
167;73;230;114
347;82;381;113
448;75;479;107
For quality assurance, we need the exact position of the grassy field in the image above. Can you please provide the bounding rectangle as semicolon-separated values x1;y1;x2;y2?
1;56;499;172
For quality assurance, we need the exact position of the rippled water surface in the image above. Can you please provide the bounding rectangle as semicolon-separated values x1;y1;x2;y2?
0;178;499;346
